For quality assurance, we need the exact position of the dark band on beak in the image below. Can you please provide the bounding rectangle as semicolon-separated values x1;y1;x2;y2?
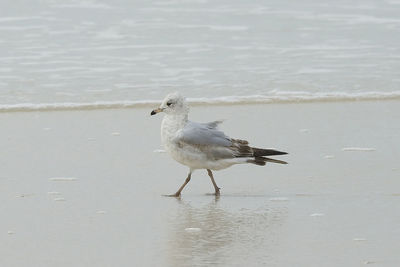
151;108;163;116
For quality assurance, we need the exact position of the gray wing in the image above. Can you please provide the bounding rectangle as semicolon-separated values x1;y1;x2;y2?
175;120;232;147
173;120;287;162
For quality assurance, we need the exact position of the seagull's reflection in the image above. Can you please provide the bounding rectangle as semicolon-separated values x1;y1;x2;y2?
166;196;287;266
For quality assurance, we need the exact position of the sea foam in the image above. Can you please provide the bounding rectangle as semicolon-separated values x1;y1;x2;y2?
0;91;399;112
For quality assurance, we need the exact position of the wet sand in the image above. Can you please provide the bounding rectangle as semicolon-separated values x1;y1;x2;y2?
1;101;399;266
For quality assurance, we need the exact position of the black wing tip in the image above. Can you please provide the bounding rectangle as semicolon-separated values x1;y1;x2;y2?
252;148;289;157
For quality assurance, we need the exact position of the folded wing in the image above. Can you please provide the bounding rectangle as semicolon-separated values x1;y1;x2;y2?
176;120;232;147
174;120;287;164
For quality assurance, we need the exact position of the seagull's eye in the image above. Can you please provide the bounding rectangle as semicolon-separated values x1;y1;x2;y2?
166;102;173;107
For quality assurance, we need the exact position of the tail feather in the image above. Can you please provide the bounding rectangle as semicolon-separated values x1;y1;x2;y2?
262;157;288;164
247;156;288;166
231;139;288;165
247;157;266;166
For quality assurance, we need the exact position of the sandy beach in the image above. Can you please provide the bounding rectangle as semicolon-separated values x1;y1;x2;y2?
1;0;399;265
1;100;399;266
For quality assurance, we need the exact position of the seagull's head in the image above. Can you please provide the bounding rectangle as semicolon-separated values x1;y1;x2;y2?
151;92;189;116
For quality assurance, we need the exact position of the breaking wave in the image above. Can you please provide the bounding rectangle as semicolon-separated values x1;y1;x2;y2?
1;91;399;112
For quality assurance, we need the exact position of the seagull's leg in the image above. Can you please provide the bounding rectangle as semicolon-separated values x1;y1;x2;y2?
207;169;220;196
166;172;192;197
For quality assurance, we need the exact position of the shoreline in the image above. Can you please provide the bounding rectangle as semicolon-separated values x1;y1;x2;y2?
0;95;399;113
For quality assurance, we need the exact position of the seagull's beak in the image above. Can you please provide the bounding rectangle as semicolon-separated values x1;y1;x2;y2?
150;107;164;116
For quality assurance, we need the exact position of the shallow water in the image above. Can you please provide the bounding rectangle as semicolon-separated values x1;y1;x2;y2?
1;0;400;105
1;101;399;266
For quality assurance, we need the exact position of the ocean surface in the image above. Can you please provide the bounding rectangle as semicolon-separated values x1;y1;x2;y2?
1;0;400;110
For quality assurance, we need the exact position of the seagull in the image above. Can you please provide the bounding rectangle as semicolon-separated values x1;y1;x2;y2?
151;92;288;197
